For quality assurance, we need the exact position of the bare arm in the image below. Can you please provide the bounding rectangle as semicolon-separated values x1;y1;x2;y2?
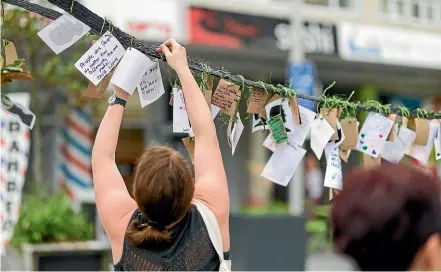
158;40;230;250
91;87;136;262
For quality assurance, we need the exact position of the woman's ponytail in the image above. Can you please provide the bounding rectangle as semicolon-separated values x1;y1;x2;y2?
126;215;171;246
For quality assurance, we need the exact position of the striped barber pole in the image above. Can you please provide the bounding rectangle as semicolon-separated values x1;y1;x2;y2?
57;106;94;203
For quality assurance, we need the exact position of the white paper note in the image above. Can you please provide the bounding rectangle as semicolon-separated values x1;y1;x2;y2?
381;125;416;164
110;48;154;95
137;63;165;107
356;112;394;158
75;31;125;85
290;105;317;146
172;88;191;133
265;98;295;133
38;13;90;54
409;120;438;165
310;116;335;160
252;113;267;133
230;113;244;155
211;104;221;120
263;132;278;152
261;144;306;186
435;125;441;160
326;119;346;152
324;147;343;190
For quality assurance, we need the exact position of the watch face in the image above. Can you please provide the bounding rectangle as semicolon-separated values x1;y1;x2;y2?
108;95;116;104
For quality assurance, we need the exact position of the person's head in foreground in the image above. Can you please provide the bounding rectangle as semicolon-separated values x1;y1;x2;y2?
332;164;441;271
126;145;194;243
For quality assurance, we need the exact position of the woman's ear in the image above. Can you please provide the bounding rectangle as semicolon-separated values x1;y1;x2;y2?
411;233;441;271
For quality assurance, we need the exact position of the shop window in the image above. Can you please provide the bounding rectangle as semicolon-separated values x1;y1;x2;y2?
381;0;441;25
303;0;355;9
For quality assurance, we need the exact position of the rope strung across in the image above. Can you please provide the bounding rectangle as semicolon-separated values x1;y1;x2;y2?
2;0;441;119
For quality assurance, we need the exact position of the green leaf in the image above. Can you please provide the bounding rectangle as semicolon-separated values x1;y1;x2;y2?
306;220;327;233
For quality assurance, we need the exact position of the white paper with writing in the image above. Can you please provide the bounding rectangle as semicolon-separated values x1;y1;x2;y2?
325;119;346;152
263;133;277;152
230;113;244;155
409;120;438;165
137;63;165;107
75;31;125;85
261;144;306;186
324;147;342;190
381;125;416;164
172;88;191;133
38;13;90;54
252;113;267;133
290;105;317;146
435;125;441;160
211;104;221;120
110;48;154;95
310;116;334;160
356;112;394;158
265;98;295;133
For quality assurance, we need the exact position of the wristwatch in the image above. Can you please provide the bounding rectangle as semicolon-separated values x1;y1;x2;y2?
108;94;127;107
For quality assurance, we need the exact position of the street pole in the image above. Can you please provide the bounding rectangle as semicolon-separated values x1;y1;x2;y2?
288;0;305;216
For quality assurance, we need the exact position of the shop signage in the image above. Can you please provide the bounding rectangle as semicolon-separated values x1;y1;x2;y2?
338;22;441;69
188;7;338;56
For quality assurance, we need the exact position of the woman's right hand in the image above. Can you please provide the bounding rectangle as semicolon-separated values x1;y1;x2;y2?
156;39;188;74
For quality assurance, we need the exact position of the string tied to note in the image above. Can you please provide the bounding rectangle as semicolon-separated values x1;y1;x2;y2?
69;0;76;14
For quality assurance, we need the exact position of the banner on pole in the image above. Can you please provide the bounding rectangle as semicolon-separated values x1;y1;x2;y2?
288;62;315;111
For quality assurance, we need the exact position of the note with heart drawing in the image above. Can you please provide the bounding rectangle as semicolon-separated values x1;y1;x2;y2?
356;112;394;158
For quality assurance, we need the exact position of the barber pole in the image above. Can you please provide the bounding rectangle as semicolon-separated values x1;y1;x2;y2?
0;93;31;256
57;106;94;204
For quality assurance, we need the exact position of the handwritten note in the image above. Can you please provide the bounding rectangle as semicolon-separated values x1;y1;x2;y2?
290;105;316;146
230;113;244;155
267;115;288;145
261;144;306;187
325;119;345;151
265;98;296;133
211;79;241;117
381;125;416;164
435;124;441;160
310;116;335;160
247;88;268;114
38;13;90;54
110;48;154;94
252;113;266;133
356;112;394;158
320;108;339;141
75;31;125;86
324;147;342;190
137;63;165;107
172;88;191;133
409;120;438;165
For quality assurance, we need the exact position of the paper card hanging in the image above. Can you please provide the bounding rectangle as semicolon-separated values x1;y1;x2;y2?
263;132;277;152
137;63;165;107
111;48;155;95
289;96;301;125
289;105;317;146
172;88;191;133
182;137;195;164
356;112;394;158
267;115;288;145
408;120;439;165
339;148;351;163
4;42;18;65
329;188;340;201
247;88;269;114
340;117;358;149
261;144;306;187
386;114;397;141
227;113;244;155
324;147;343;190
37;13;91;54
75;31;125;86
435;124;441;160
381;124;416;164
265;97;296;134
363;154;381;169
1;94;36;129
310;116;335;160
252;113;266;133
211;79;241;117
320;108;339;141
408;118;430;145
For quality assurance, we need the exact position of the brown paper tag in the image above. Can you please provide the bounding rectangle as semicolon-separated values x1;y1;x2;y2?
363;154;381;169
340;117;358;149
386;114;397;141
182;137;195;164
211;79;241;117
401;116;408;128
320;108;339;140
337;108;343;119
247;88;269;114
289;96;301;125
5;42;18;66
339;148;351;163
408;118;430;145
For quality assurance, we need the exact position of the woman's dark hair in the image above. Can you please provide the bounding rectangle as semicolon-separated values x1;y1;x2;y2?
126;145;194;245
331;164;441;271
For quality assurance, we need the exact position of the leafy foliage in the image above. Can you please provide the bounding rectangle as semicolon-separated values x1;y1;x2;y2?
1;58;34;85
306;205;332;253
10;192;93;248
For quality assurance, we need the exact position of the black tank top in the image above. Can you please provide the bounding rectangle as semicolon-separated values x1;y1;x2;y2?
114;205;229;271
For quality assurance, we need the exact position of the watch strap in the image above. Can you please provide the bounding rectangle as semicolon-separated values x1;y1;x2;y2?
111;96;127;107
